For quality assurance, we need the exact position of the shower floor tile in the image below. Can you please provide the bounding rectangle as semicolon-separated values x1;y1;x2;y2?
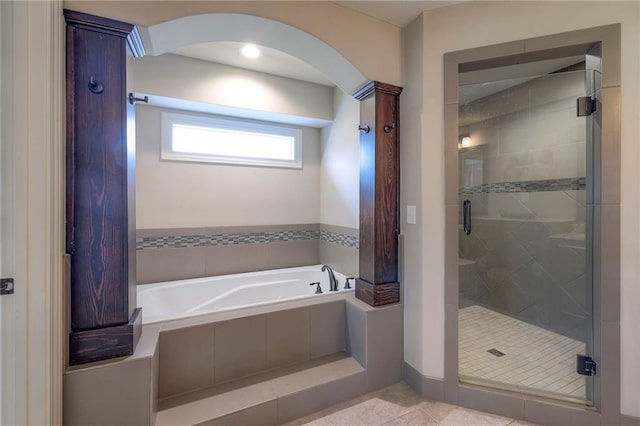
459;305;587;400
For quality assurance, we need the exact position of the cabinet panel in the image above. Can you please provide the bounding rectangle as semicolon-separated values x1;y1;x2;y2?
354;81;402;306
67;26;129;329
65;9;141;364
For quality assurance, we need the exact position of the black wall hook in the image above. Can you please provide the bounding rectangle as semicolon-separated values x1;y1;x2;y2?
358;125;370;134
128;93;149;105
88;76;104;94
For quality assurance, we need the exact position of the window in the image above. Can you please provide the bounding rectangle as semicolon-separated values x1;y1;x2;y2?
161;112;303;168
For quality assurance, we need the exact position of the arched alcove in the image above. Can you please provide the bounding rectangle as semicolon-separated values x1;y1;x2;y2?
132;10;370;296
64;9;401;369
139;11;402;308
141;13;368;94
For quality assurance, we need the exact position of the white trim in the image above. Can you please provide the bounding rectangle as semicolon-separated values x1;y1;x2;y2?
1;1;64;424
0;3;6;423
2;3;27;423
51;3;65;424
161;111;304;169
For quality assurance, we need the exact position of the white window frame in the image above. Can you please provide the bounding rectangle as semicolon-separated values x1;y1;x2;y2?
161;112;303;169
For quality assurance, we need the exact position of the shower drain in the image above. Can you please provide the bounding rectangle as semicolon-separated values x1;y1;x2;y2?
487;348;506;357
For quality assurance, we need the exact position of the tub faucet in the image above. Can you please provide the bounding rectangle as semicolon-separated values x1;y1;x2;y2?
309;281;322;294
344;277;355;290
321;265;339;292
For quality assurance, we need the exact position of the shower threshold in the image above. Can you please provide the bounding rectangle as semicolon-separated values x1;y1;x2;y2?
458;375;593;407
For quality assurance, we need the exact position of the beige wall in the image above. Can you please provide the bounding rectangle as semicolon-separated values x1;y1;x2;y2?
402;1;640;417
63;0;402;88
132;54;333;124
134;73;360;230
136;105;321;228
320;88;360;229
400;15;426;373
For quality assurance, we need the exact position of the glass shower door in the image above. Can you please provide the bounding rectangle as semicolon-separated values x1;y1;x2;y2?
457;67;597;404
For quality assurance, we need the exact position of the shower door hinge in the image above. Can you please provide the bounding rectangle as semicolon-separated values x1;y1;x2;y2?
577;96;597;116
577;354;597;376
0;278;14;295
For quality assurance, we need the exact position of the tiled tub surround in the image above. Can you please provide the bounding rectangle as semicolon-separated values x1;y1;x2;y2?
63;293;404;426
63;323;160;426
137;229;323;250
319;224;359;279
136;223;359;284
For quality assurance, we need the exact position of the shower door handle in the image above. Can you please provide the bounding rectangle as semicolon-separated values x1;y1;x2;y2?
463;199;471;235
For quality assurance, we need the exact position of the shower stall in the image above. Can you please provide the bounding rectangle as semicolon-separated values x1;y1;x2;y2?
456;57;599;404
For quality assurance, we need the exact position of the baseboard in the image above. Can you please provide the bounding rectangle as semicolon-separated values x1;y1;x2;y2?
622;413;640;425
402;361;445;402
401;361;422;396
400;361;638;425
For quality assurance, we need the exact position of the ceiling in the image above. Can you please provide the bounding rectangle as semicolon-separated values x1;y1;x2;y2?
335;1;461;27
172;42;335;87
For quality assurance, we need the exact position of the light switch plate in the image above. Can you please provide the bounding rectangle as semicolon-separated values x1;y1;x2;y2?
407;205;416;224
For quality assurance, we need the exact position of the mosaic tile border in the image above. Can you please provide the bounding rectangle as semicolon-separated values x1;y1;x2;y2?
319;230;359;249
460;177;586;194
137;229;359;250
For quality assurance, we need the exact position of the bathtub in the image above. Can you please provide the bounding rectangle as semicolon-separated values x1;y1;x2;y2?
137;265;354;324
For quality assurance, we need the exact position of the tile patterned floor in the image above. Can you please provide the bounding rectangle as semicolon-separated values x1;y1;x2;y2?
459;305;587;400
285;382;539;426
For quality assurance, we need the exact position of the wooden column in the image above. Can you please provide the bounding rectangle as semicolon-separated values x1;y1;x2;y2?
65;10;144;365
353;81;403;307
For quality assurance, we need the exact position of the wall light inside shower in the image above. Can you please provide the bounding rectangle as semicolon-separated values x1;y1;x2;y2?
459;135;471;148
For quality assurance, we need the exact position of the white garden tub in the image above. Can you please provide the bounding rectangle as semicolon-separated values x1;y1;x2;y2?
137;265;353;324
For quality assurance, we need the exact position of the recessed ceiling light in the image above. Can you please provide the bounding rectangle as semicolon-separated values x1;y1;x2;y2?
241;44;261;59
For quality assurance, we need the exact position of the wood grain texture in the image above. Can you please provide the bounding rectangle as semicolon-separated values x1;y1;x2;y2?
355;279;400;307
67;21;129;329
354;81;403;301
359;95;376;283
374;91;399;283
65;10;139;365
69;308;142;365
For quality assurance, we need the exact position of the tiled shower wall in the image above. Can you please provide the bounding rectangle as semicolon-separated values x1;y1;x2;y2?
458;69;590;342
459;70;587;186
458;204;588;342
136;223;359;284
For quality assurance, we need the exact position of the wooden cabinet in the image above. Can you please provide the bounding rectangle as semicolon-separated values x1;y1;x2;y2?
65;10;143;365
